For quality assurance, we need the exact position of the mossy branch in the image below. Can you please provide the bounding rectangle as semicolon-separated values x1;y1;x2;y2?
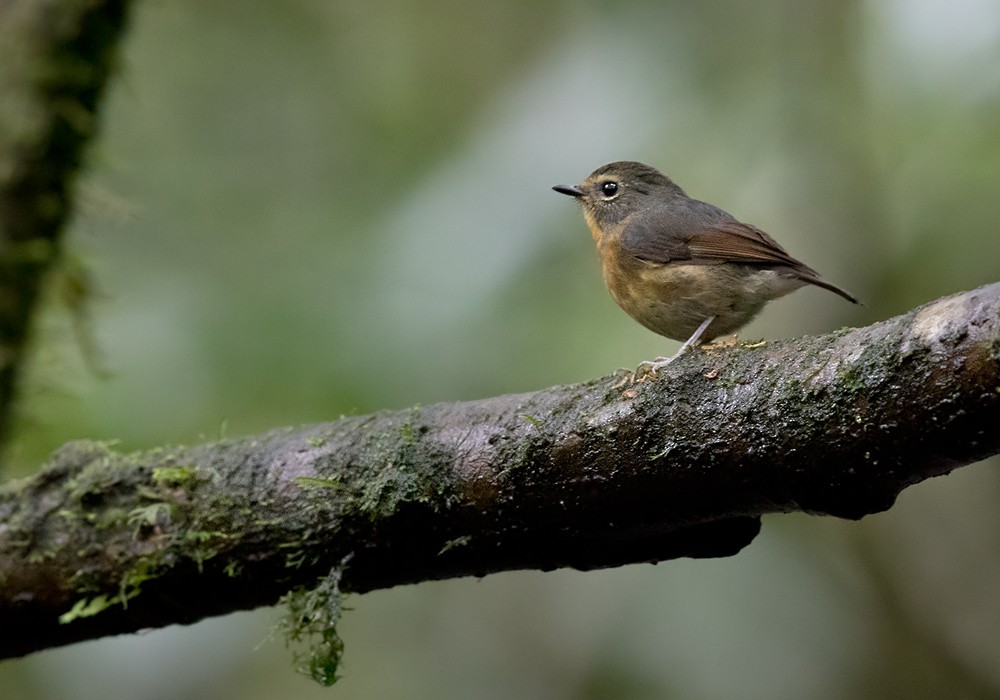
1;283;999;664
0;0;130;460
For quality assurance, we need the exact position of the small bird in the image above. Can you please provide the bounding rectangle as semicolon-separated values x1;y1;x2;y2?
554;161;859;372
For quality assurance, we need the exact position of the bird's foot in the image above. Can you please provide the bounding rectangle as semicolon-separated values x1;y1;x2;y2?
623;315;719;383
629;355;676;382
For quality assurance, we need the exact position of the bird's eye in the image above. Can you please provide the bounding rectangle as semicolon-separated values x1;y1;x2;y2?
600;181;619;198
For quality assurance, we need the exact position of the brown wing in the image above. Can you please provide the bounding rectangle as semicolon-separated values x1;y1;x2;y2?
621;213;861;304
687;221;860;303
686;220;805;268
620;211;803;268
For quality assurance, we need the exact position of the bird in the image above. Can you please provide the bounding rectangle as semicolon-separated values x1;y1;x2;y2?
553;161;859;373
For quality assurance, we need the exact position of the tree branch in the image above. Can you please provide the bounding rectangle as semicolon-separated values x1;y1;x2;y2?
0;0;130;459
1;282;998;660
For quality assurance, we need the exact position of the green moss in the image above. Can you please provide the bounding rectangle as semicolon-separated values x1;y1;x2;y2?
834;363;866;393
119;555;161;606
58;594;116;623
127;502;172;532
0;475;31;498
59;550;164;624
92;506;128;529
345;413;443;521
438;535;471;554
43;443;231;624
282;546;321;571
182;529;235;571
518;413;542;428
279;558;351;686
151;465;199;487
295;476;346;490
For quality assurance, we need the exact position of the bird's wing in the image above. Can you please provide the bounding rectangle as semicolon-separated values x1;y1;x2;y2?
617;211;697;264
620;213;861;304
620;212;802;268
685;220;806;269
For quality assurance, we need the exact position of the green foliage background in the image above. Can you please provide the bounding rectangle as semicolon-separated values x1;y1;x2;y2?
4;1;1000;698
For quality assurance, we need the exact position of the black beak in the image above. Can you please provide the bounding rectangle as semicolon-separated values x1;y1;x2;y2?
552;184;584;197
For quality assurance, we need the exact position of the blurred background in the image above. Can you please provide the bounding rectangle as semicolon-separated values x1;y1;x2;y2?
4;0;1000;697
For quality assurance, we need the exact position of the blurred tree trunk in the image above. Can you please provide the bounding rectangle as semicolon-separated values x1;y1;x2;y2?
0;0;130;465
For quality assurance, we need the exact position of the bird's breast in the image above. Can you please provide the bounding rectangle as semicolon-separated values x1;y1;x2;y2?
596;240;804;341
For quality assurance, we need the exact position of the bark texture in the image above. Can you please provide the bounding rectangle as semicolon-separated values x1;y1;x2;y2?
1;282;998;659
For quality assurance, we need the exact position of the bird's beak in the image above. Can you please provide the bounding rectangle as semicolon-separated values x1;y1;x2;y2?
552;184;584;197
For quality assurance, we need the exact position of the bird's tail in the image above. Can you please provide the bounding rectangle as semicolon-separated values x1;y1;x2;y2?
800;272;862;305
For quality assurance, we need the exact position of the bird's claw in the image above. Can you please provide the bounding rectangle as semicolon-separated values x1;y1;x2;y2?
631;356;674;382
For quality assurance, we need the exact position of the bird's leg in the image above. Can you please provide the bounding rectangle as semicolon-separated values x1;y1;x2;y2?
635;315;716;378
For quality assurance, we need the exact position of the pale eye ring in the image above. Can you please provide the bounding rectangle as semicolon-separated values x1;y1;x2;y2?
600;181;619;198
